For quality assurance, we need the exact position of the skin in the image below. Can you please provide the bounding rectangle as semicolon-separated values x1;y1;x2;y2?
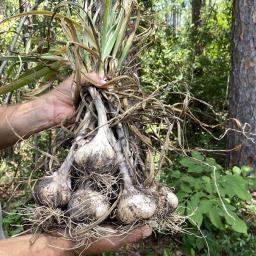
0;73;152;255
0;73;105;149
0;226;152;256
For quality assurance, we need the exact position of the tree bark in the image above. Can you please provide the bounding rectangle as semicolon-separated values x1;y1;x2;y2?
192;0;203;28
227;0;256;168
191;0;204;55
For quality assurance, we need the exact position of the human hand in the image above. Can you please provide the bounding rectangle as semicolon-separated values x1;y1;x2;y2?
0;225;152;256
72;225;152;255
46;72;106;125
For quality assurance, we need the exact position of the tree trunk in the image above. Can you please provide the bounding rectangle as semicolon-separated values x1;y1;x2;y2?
227;0;256;168
192;0;203;28
191;0;204;55
172;6;177;34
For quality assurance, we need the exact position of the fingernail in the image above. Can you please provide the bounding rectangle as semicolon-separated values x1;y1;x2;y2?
142;226;152;238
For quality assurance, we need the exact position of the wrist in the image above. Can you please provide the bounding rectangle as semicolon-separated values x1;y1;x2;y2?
40;90;75;127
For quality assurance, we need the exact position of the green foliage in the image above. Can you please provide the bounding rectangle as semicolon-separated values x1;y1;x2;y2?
1;1;256;256
163;151;255;254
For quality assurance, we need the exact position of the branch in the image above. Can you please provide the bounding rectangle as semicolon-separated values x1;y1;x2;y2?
0;0;46;76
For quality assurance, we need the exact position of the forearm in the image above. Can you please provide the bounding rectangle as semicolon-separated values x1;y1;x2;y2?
0;78;74;149
0;234;74;256
0;96;55;149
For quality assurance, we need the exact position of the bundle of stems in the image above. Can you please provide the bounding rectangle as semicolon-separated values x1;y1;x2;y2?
0;0;184;245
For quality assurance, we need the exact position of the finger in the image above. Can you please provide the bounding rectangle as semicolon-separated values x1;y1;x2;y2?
81;72;107;87
117;225;152;245
76;225;152;255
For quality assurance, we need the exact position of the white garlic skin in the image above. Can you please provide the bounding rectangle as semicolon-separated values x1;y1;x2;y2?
68;188;110;222
34;172;71;208
158;186;179;213
165;190;179;210
117;192;157;224
74;133;116;173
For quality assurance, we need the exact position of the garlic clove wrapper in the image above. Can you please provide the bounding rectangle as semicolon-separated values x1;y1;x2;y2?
74;130;117;173
67;187;110;222
34;172;71;208
117;189;157;224
158;186;179;213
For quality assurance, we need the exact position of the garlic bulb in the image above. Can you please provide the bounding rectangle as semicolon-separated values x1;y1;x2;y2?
67;186;110;222
114;139;157;224
160;186;178;212
34;172;71;208
117;188;156;224
33;145;75;208
74;87;117;173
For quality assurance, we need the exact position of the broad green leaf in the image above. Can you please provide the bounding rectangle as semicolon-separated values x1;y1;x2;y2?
187;164;205;173
180;175;195;183
232;166;241;175
205;157;223;170
191;151;204;160
241;166;252;175
180;157;199;168
208;207;224;229
202;176;214;194
177;191;189;200
222;175;251;201
190;209;203;226
231;218;247;234
199;199;212;214
180;183;192;193
187;194;203;226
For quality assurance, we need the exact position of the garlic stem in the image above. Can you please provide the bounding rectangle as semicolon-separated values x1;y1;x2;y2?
88;87;108;129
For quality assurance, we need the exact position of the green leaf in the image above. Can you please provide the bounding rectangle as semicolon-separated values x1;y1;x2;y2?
206;157;222;169
222;175;251;201
202;176;214;194
241;166;252;176
101;0;112;50
199;199;212;214
232;166;241;176
231;218;247;234
191;151;204;161
190;210;203;226
208;207;224;229
0;62;63;95
187;164;205;173
187;193;204;226
180;183;193;193
180;175;195;183
180;157;199;168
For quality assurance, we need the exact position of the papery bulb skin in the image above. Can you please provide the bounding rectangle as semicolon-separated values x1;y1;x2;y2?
117;189;156;224
158;186;179;213
74;134;117;173
34;172;71;208
165;190;178;210
67;188;110;222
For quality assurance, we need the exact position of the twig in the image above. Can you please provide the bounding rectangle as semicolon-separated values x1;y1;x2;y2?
0;0;45;76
